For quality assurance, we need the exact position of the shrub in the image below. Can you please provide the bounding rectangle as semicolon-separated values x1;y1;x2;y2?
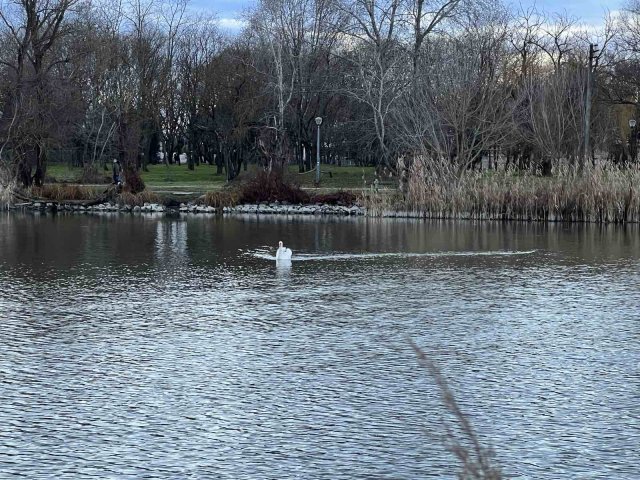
238;170;310;204
80;167;110;184
310;190;357;205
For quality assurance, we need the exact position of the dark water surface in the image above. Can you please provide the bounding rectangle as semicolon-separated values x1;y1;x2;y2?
1;212;638;479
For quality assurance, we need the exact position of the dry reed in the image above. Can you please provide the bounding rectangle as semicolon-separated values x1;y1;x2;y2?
202;190;241;208
0;179;17;208
31;184;98;202
117;190;161;206
362;160;640;223
358;184;403;216
410;340;503;480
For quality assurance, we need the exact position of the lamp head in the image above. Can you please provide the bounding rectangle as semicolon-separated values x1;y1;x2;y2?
315;117;323;126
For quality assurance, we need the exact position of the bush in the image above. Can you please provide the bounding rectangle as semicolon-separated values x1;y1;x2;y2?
80;167;110;184
311;190;357;205
238;170;310;204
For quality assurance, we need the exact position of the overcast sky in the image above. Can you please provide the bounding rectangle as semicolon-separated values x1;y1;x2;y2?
516;0;621;24
190;0;622;31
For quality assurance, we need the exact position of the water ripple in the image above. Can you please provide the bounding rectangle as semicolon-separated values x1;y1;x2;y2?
0;215;638;479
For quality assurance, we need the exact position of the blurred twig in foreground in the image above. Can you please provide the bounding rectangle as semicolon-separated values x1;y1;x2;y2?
410;340;503;480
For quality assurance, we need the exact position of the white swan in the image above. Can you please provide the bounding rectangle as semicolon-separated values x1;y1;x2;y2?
276;240;292;260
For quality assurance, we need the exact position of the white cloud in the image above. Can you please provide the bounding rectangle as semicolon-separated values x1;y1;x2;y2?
218;17;247;31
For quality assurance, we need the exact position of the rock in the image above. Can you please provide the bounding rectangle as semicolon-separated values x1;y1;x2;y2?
133;206;141;212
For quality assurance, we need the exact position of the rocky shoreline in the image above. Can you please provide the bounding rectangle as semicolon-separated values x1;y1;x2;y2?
10;201;366;216
7;200;637;222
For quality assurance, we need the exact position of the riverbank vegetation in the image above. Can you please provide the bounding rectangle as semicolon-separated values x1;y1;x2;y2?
362;165;640;222
43;163;387;192
202;171;358;207
2;0;640;221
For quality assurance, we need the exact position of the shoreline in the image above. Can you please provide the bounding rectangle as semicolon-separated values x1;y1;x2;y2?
5;200;640;223
7;200;367;216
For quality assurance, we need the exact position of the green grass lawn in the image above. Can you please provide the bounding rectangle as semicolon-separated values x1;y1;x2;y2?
45;162;396;192
286;165;395;189
142;163;227;187
46;164;85;183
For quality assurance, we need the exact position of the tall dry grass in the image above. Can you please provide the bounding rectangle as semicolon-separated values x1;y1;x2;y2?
31;184;99;202
359;184;402;216
0;163;16;208
202;190;241;208
363;159;640;222
0;179;17;208
117;190;161;206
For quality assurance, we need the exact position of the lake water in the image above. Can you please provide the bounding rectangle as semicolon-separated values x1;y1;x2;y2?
1;212;638;479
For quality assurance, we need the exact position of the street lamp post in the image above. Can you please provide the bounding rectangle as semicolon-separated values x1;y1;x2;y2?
630;119;637;163
315;116;322;184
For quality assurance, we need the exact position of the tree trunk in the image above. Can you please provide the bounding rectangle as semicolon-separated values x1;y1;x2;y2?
33;144;47;187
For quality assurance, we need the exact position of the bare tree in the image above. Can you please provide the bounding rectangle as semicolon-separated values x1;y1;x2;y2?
338;0;407;171
0;0;84;187
508;5;544;81
521;64;586;172
536;12;578;72
406;0;461;75
394;9;515;180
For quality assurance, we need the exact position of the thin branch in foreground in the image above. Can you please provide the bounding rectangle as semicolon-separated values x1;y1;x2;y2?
409;339;503;480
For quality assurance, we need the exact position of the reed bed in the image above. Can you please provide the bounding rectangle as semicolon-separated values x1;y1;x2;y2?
31;184;98;202
202;190;241;208
0;163;18;208
362;162;640;223
0;179;17;208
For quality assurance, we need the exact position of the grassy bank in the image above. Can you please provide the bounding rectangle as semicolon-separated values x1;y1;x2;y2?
361;168;640;223
46;163;389;193
31;164;640;224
